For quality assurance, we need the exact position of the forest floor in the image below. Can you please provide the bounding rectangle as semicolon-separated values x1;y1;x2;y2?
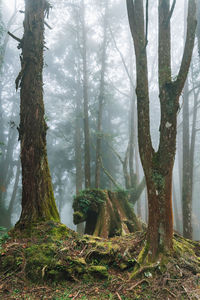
0;222;200;300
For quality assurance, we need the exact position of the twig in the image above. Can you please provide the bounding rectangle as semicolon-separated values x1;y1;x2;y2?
182;285;192;300
109;26;134;88
163;287;176;298
72;291;80;300
127;279;149;291
99;156;121;189
44;21;52;30
116;292;122;300
7;31;21;43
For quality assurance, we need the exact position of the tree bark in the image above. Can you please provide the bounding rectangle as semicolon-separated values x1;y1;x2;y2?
127;0;197;260
15;0;59;228
73;189;141;238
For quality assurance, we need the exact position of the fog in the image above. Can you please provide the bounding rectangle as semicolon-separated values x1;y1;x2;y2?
0;0;200;240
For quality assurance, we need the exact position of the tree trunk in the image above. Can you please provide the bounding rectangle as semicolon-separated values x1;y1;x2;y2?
73;189;141;238
15;0;59;228
81;0;91;189
182;80;192;238
75;61;84;234
95;1;108;189
197;1;200;58
6;159;21;228
127;0;197;260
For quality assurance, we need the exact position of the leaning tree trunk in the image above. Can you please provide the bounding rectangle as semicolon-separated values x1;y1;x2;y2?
15;0;59;227
127;0;197;260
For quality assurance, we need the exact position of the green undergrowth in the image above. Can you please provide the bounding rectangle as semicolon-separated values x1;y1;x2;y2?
0;222;200;299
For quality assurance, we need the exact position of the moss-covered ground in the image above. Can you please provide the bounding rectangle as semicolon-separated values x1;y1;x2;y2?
0;221;200;299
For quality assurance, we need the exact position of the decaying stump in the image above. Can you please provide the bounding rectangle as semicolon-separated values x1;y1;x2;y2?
73;189;141;238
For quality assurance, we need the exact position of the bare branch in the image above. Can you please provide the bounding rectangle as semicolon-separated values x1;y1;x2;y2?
165;0;176;27
100;157;121;189
7;31;21;43
174;0;197;95
109;26;134;88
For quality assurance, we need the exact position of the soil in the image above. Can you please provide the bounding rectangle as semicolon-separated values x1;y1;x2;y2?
0;222;200;299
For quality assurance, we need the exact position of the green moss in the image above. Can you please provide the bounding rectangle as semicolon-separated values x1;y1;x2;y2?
73;189;107;216
137;241;149;264
10;221;71;240
88;265;109;279
25;243;57;281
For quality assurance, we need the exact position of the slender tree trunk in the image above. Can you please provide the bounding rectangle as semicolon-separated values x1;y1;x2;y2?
7;159;21;227
81;0;91;189
197;1;200;58
182;80;192;238
95;1;108;189
75;65;84;234
15;0;59;227
0;125;17;212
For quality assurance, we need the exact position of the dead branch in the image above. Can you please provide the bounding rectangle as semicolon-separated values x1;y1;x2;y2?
7;31;21;43
100;156;121;189
127;279;149;291
165;0;176;27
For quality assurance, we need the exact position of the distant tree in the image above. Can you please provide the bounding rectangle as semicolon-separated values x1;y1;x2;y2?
14;0;59;227
95;0;109;189
81;0;91;189
197;1;200;58
127;0;197;260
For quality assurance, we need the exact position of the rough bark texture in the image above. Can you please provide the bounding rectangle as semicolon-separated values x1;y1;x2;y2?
73;189;141;238
15;0;60;228
127;0;197;260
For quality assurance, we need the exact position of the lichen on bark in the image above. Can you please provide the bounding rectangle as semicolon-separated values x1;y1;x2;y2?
15;0;59;228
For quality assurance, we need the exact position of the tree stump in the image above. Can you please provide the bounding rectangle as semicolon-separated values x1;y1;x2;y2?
73;189;141;238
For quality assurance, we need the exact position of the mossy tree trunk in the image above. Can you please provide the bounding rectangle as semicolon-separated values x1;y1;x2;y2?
15;0;59;228
127;0;197;260
73;189;141;239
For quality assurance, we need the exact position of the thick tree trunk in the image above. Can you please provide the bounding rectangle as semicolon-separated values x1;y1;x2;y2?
15;0;59;227
73;189;141;239
127;0;196;260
